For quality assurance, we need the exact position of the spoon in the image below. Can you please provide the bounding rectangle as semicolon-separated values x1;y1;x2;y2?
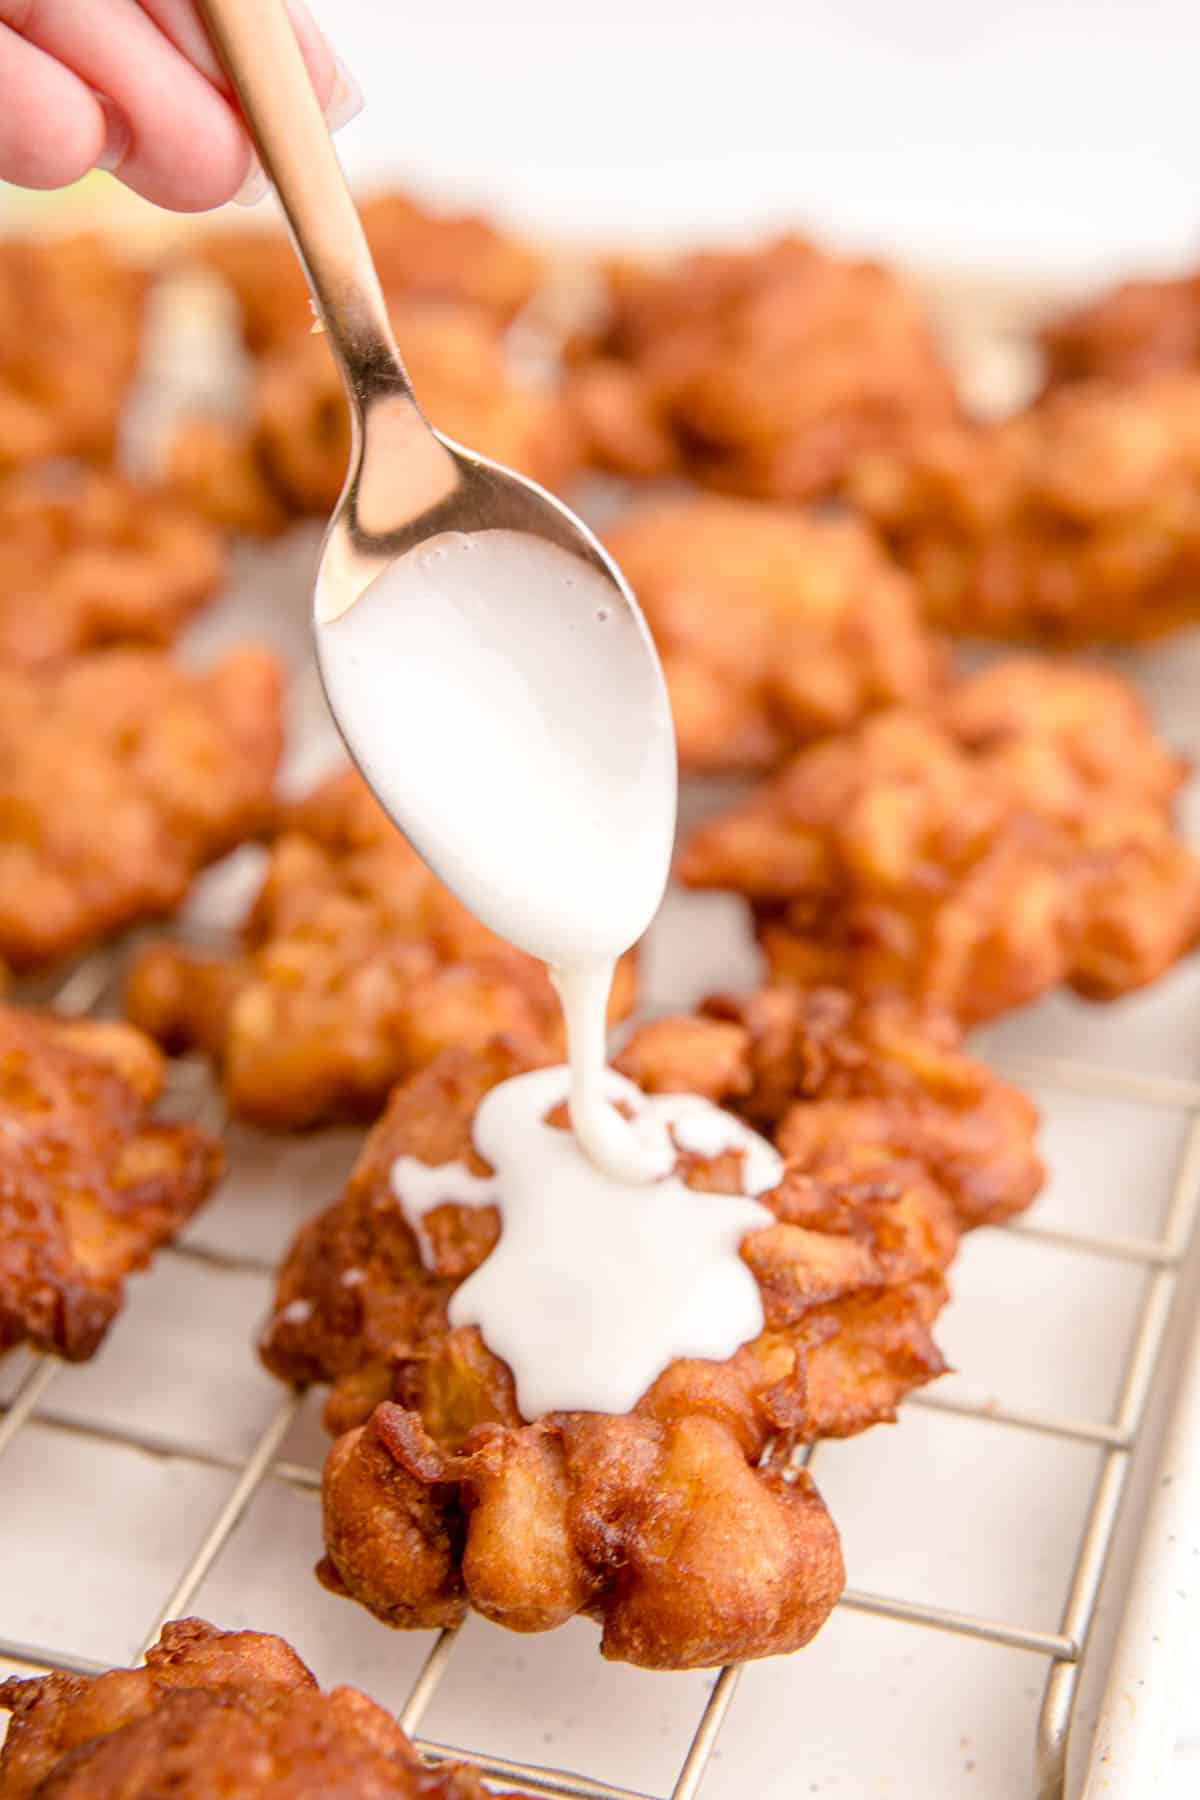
196;2;678;1180
196;0;676;961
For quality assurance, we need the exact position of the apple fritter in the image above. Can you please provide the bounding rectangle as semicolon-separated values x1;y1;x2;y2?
0;1008;222;1362
125;769;636;1129
0;234;146;474
195;191;544;356
0;1617;527;1799
1040;269;1200;388
0;645;284;970
258;1017;997;1667
168;301;578;533
848;373;1200;641
604;495;945;772
680;658;1200;1025
0;466;225;670
567;236;959;498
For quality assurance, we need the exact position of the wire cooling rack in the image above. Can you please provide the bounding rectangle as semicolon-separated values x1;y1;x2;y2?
2;276;1199;1799
0;919;1198;1799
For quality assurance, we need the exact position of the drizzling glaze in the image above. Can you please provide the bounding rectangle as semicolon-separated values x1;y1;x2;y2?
391;1066;780;1418
323;524;778;1411
551;961;672;1182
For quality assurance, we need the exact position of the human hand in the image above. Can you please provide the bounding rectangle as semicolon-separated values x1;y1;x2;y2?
0;0;361;211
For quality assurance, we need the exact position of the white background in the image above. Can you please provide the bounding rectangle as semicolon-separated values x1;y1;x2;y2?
308;0;1200;282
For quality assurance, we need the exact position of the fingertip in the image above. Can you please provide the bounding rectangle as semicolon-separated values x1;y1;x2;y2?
15;108;104;190
0;27;105;190
116;94;255;213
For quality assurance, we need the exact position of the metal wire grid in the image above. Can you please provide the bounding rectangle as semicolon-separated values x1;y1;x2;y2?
0;960;1198;1800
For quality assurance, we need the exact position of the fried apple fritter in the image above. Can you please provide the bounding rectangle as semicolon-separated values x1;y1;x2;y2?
168;301;578;533
614;985;1042;1231
0;646;283;969
0;466;225;670
0;235;146;473
604;496;945;772
125;769;636;1128
848;374;1200;641
0;1618;527;1799
567;237;959;498
196;192;544;356
258;1016;999;1667
0;1007;222;1361
1040;269;1200;388
680;658;1200;1026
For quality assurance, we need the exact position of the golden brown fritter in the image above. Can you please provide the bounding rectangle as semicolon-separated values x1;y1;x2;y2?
0;1007;222;1362
848;374;1200;641
1040;270;1200;388
615;984;1042;1231
168;301;578;532
0;646;284;970
195;192;544;356
125;769;636;1129
0;235;146;474
680;658;1200;1026
605;496;945;772
0;1617;527;1799
0;466;225;670
567;237;960;498
257;1020;994;1667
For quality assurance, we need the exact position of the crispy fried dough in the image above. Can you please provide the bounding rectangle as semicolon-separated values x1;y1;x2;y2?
680;658;1200;1025
604;496;945;772
256;1022;1006;1666
0;466;225;670
0;646;283;969
615;985;1042;1230
848;374;1200;641
0;1008;222;1361
1040;270;1200;388
0;235;145;474
0;1617;524;1798
567;237;959;498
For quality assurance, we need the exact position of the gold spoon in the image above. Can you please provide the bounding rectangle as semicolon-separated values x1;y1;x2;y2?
195;0;676;969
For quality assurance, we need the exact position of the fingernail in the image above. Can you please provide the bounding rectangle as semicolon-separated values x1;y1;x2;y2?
94;95;131;174
284;1;363;134
324;54;364;134
233;153;270;207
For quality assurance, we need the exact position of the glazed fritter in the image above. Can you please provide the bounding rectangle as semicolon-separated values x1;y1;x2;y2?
195;191;544;356
1040;269;1200;388
614;984;1042;1231
0;1008;222;1362
0;646;283;970
680;658;1200;1026
567;236;960;498
605;496;945;772
168;301;578;533
0;466;225;671
125;769;636;1129
0;1617;530;1798
848;373;1200;641
257;1001;1019;1667
0;234;146;473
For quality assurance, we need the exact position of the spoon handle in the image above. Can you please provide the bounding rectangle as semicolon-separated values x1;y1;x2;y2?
196;0;412;409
